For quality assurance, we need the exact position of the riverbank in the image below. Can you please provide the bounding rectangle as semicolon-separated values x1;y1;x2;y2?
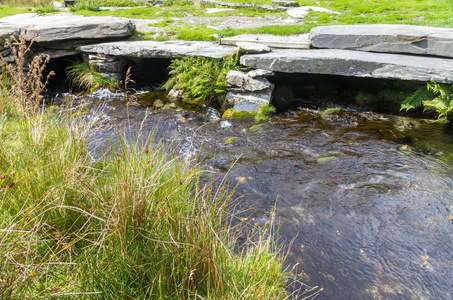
0;38;304;299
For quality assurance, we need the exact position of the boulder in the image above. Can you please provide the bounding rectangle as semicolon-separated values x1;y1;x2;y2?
310;24;453;58
79;40;239;59
240;49;453;84
0;13;135;43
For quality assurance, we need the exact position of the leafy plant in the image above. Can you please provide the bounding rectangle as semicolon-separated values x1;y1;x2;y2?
66;60;120;91
164;53;240;105
401;82;453;119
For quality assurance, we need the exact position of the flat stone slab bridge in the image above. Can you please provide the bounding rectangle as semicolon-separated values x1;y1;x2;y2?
1;14;453;84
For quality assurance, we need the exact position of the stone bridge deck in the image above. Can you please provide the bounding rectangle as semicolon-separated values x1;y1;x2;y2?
1;14;452;84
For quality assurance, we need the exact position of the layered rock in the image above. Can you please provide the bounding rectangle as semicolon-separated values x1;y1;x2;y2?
79;40;239;59
225;69;274;106
220;34;310;49
0;13;135;44
240;49;453;83
310;24;453;58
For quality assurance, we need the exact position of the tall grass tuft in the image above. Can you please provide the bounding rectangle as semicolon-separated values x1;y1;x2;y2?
66;60;121;92
0;31;302;299
0;35;54;118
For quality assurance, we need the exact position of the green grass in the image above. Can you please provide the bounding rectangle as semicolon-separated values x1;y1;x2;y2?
0;36;295;299
0;5;31;17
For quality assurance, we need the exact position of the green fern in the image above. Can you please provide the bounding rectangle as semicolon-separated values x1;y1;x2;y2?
401;82;453;119
400;85;435;111
164;53;240;105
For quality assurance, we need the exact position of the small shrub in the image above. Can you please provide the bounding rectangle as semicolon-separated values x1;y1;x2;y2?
164;53;240;105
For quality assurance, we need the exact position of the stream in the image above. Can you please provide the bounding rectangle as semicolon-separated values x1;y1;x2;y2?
54;87;453;299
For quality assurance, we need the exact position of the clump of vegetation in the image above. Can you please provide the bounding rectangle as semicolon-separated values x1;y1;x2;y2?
321;107;342;119
33;3;59;14
0;32;300;300
0;35;54;118
164;53;241;105
222;105;276;121
70;0;100;12
66;60;121;92
401;81;453;120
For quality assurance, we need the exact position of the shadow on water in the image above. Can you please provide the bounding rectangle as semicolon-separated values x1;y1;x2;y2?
51;84;453;300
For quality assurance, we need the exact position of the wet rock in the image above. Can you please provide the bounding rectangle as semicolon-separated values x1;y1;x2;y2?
237;42;271;54
310;24;453;58
233;101;260;113
168;89;183;101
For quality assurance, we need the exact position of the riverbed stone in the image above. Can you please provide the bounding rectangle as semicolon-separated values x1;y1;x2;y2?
79;40;239;59
0;13;135;43
310;24;453;58
233;101;260;113
240;49;453;84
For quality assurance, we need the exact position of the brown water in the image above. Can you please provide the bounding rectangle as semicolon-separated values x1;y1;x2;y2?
60;89;453;299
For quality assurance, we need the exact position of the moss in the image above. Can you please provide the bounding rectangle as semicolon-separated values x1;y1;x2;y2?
317;156;339;163
224;136;240;144
321;107;341;119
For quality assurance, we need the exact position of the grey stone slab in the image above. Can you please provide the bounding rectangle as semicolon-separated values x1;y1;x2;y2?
0;13;135;43
310;24;453;58
79;40;239;59
220;34;310;49
240;49;453;83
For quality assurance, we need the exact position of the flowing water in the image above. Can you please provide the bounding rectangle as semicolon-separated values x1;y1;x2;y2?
56;88;453;299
